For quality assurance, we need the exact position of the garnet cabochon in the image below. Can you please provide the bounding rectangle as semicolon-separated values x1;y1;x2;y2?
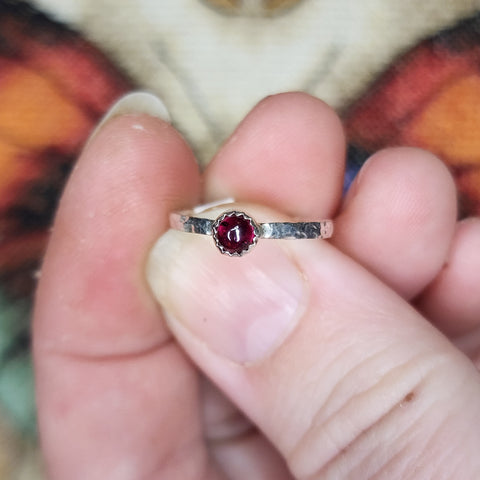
213;211;258;256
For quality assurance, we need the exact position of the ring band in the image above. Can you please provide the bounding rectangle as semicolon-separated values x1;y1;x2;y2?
170;205;333;257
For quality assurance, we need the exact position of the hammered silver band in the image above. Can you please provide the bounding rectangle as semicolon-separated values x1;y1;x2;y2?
170;213;333;240
170;200;333;256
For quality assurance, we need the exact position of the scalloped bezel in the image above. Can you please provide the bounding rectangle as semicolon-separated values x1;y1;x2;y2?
212;210;260;256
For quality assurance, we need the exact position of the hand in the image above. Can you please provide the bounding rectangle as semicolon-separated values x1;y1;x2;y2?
34;92;480;479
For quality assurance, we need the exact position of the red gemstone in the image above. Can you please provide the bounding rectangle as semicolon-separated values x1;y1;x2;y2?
215;212;256;255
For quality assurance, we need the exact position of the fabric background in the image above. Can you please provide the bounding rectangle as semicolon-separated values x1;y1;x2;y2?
0;0;479;476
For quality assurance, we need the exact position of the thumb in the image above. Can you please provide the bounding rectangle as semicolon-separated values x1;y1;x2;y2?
147;204;480;478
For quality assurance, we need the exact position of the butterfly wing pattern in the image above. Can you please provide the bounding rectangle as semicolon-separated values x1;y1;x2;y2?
345;13;480;218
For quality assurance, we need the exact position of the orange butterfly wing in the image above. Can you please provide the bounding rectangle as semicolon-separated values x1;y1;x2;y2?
344;14;480;217
0;2;132;296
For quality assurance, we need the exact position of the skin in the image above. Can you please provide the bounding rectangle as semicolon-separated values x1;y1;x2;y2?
33;93;480;479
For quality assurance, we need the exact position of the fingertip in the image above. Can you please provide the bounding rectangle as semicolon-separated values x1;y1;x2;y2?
205;92;345;219
335;147;457;298
345;146;456;212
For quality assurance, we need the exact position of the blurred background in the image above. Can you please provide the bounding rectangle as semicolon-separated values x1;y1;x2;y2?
0;0;480;476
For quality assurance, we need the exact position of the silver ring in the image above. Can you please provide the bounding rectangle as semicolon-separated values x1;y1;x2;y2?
170;205;333;257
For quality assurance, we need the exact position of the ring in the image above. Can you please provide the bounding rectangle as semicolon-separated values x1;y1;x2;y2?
170;201;333;257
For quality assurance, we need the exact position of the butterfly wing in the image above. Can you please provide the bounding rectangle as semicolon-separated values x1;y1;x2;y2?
0;1;131;298
344;14;480;217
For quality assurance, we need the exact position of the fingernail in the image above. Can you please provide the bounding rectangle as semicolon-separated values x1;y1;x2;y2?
146;227;306;365
88;91;170;143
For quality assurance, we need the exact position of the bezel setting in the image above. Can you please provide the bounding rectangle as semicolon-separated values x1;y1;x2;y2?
212;210;260;256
